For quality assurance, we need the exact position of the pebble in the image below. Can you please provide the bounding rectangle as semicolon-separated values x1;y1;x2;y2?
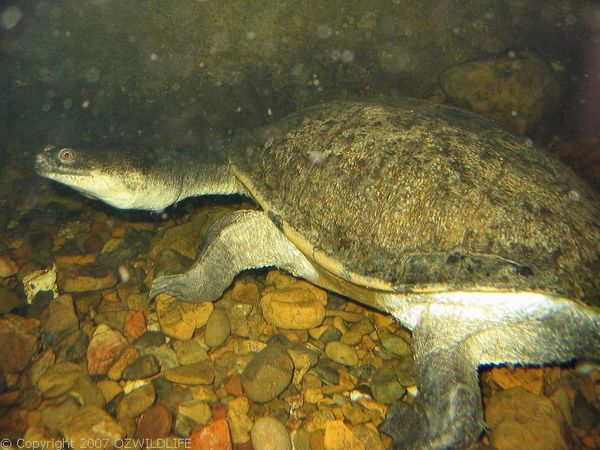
228;396;253;444
241;343;294;403
486;386;570;450
489;366;544;395
0;286;20;314
173;339;209;365
0;254;19;278
134;330;166;348
205;307;231;348
191;418;232;450
135;403;172;438
122;354;161;380
62;405;125;449
370;362;407;404
87;324;129;375
123;309;147;339
325;341;359;367
42;294;79;338
37;361;83;398
175;400;211;436
107;345;139;381
54;329;88;363
97;379;123;403
70;373;105;407
164;359;215;385
58;266;117;293
323;420;365;450
340;318;374;346
251;416;292;450
139;344;179;371
41;397;81;432
380;333;412;358
0;314;39;373
116;382;156;420
260;286;326;330
155;295;213;340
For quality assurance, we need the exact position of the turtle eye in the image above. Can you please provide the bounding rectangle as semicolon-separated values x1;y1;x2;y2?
58;148;75;163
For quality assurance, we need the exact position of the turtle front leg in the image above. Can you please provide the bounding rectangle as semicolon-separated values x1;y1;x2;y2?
149;210;319;301
381;316;485;450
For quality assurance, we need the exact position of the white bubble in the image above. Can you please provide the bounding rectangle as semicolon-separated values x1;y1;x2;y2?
308;150;326;164
511;110;518;117
82;99;90;109
246;31;256;40
568;190;581;202
330;49;342;62
316;24;332;39
1;6;22;30
508;50;516;58
341;49;354;63
150;53;158;61
118;265;130;283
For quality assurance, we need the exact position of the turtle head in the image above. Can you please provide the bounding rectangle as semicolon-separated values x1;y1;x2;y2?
35;145;182;212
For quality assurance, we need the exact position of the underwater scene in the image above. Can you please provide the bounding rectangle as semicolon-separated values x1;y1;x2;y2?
1;1;600;449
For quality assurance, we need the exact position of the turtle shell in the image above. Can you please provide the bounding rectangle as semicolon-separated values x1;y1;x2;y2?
229;99;600;306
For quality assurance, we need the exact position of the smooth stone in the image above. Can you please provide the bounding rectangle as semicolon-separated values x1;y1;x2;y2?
123;309;147;339
54;329;89;363
204;307;231;348
42;294;79;339
0;255;18;278
62;405;125;449
175;400;211;437
311;358;340;386
0;287;20;314
440;51;560;135
486;387;570;450
58;266;117;293
138;344;179;371
323;420;365;450
135;403;172;439
380;333;412;358
325;341;359;367
116;382;156;420
97;379;123;403
152;376;191;415
190;419;232;450
370;361;407;404
37;361;83;398
155;295;213;340
122;354;161;380
241;343;293;403
164;359;215;385
41;398;81;432
134;330;166;348
0;314;39;374
107;345;139;381
251;416;292;450
70;374;106;407
172;339;209;365
87;324;128;375
227;397;252;444
319;326;342;343
260;286;326;330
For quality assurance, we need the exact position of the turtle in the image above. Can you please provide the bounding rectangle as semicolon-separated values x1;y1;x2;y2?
35;98;600;449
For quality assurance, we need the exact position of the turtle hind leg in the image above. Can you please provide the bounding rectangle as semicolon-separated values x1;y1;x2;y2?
149;209;319;301
381;331;484;450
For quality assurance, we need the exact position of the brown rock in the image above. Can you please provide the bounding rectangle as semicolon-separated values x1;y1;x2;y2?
42;294;79;338
62;405;125;449
440;51;560;135
122;354;161;380
135;403;172;439
87;324;128;375
116;383;156;420
37;361;83;398
485;386;571;450
0;287;20;314
164;360;215;385
191;419;232;450
107;345;139;381
241;344;293;403
323;420;365;450
55;254;97;267
155;295;213;340
489;366;544;395
124;309;147;339
0;254;19;278
261;286;326;330
0;315;39;373
59;266;117;293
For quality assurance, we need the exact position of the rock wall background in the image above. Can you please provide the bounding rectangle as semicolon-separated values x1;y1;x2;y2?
0;0;597;157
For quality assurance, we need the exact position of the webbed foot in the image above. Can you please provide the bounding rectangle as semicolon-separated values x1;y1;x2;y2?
149;272;225;301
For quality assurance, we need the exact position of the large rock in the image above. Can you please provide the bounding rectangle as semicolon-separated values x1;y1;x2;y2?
485;387;572;450
0;315;39;374
241;343;293;403
440;51;560;134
